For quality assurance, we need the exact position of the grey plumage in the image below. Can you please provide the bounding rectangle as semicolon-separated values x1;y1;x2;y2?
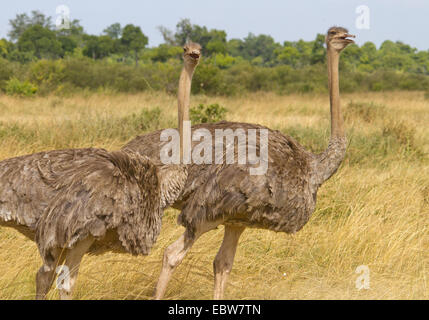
0;149;105;234
29;148;185;300
0;149;183;252
32;42;201;299
0;41;201;300
124;122;321;236
123;27;355;299
0;148;178;254
36;149;165;258
0;42;200;242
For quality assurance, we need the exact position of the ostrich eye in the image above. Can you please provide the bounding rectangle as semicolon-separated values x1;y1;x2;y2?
330;31;336;35
183;47;187;52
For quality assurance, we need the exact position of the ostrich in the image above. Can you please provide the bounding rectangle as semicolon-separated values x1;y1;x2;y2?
0;149;165;299
0;42;202;299
34;149;166;299
122;27;355;299
34;41;201;300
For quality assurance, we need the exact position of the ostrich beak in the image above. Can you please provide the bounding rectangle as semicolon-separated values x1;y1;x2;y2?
343;34;356;43
190;52;201;59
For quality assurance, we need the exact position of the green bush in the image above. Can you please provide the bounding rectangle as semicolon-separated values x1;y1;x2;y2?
29;59;65;93
345;101;386;122
193;63;229;95
121;107;162;132
5;78;38;96
0;56;429;96
0;58;14;90
382;120;418;151
190;103;227;124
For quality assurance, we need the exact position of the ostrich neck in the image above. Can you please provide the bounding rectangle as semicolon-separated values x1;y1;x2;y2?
178;63;195;162
314;47;347;186
328;48;344;139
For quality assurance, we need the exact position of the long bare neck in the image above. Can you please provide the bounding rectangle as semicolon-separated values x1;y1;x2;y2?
328;48;344;139
178;63;195;162
314;47;347;186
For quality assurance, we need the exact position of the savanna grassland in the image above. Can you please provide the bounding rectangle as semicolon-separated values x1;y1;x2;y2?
0;91;427;300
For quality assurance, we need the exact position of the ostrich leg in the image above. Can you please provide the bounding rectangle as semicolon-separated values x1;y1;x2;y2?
213;225;245;300
36;249;66;300
154;220;222;299
59;237;94;300
154;233;195;299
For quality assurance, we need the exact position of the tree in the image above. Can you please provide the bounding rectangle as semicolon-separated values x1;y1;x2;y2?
275;45;300;67
379;40;399;54
158;26;176;46
396;41;416;55
205;30;227;55
8;14;29;41
176;20;227;54
227;39;243;57
238;33;280;65
121;24;148;66
104;23;122;39
159;19;227;56
8;11;53;41
206;40;227;56
310;34;326;64
58;36;77;57
149;44;182;62
0;39;14;59
174;19;194;45
294;39;313;66
413;51;429;74
56;19;84;38
360;42;377;62
83;35;115;59
378;41;414;71
17;25;62;59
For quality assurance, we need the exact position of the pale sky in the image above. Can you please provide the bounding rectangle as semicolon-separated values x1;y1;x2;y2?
0;0;428;50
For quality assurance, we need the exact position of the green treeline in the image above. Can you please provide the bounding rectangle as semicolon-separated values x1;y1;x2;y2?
1;11;429;96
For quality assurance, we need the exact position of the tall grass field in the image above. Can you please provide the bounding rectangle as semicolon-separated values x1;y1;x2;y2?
0;91;427;299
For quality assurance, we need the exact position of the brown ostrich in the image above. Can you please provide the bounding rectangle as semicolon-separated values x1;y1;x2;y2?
34;41;201;300
0;42;202;299
122;27;355;299
34;149;166;299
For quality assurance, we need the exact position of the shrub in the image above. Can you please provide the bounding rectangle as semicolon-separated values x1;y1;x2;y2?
282;125;327;153
382;120;417;151
29;59;65;93
345;101;386;122
0;58;14;90
122;107;162;132
190;103;227;124
5;78;38;96
193;63;229;95
1;54;429;96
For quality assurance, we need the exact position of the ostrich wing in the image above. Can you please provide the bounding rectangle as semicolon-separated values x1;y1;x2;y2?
177;129;316;236
36;150;162;257
0;149;104;230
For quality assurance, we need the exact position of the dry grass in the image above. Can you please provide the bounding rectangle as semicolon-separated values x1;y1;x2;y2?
0;91;427;300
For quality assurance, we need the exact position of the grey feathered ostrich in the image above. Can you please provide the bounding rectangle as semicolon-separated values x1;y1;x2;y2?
34;42;201;300
35;150;167;299
122;27;354;299
0;42;201;299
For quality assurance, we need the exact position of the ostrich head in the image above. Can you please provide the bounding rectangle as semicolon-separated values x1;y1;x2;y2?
326;27;355;51
183;41;202;66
